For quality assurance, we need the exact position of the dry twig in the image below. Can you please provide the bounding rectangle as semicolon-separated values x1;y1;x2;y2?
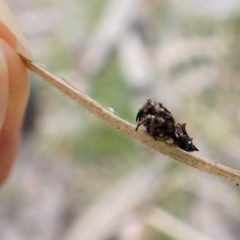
21;57;240;185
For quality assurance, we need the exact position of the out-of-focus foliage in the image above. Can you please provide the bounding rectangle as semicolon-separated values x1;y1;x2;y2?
1;0;240;240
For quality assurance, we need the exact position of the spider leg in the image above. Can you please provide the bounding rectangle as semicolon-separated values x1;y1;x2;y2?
135;115;152;131
136;99;153;122
136;115;162;131
135;122;141;131
136;109;143;122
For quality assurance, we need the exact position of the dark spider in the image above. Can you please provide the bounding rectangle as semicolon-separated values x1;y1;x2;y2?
136;99;175;141
135;99;198;152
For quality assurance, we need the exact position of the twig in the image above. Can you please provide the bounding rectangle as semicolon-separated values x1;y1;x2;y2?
21;57;240;185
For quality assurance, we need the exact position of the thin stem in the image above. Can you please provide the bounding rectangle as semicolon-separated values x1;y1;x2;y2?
22;57;240;185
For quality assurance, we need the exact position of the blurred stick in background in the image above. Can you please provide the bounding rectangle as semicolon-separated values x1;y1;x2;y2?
145;207;212;240
78;0;141;77
64;161;167;240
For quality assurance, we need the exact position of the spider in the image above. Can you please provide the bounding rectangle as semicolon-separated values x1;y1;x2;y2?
136;99;175;141
135;99;198;152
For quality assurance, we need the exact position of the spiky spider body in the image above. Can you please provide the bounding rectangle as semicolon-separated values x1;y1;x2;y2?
135;99;198;152
136;99;175;141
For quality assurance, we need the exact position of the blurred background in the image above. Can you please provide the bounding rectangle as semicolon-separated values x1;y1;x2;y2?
1;0;240;239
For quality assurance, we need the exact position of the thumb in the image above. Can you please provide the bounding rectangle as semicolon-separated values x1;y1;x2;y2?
0;39;29;186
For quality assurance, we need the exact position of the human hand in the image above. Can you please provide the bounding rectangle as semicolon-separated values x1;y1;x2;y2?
0;39;29;185
0;0;31;186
